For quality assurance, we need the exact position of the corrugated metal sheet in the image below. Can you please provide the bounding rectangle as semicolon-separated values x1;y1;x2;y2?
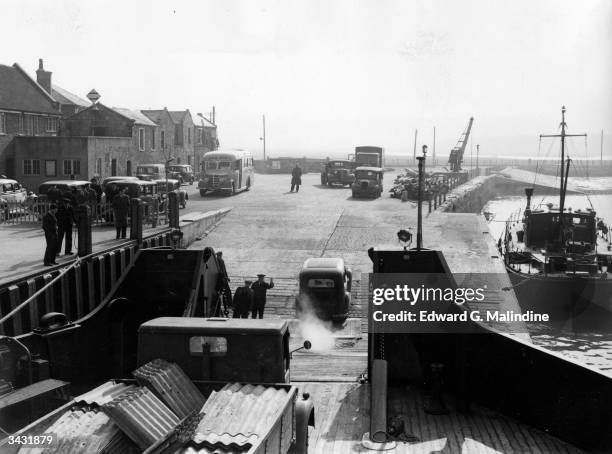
20;407;137;454
102;386;179;450
188;383;290;452
75;381;137;406
133;359;205;418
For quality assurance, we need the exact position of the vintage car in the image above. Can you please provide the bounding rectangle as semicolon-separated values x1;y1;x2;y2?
351;166;384;198
102;175;140;188
296;257;352;323
0;178;27;204
320;160;355;186
38;180;91;199
167;164;194;185
107;179;159;204
136;163;167;181
153;178;188;208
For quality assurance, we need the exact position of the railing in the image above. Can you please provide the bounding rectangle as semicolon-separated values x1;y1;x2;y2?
0;229;174;336
0;199;168;227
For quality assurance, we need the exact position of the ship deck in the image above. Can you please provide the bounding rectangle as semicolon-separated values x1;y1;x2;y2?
295;383;584;453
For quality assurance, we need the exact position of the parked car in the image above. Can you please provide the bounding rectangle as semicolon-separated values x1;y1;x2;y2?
296;257;352;323
153;178;188;209
102;176;140;188
351;166;384;198
109;179;160;204
0;178;27;204
167;164;194;185
38;180;91;200
136;164;166;181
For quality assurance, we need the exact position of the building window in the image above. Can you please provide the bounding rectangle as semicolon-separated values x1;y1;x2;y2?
151;129;156;150
0;112;5;134
161;130;165;149
63;159;80;176
188;127;192;144
95;158;102;175
197;128;202;144
18;115;24;134
45;160;57;177
139;128;145;151
24;115;34;135
46;117;58;132
23;159;41;176
33;116;39;135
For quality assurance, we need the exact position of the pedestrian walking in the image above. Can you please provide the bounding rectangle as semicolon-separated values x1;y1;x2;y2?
56;198;75;256
216;251;233;306
290;163;302;192
42;204;59;266
250;274;274;319
233;280;254;318
112;188;130;239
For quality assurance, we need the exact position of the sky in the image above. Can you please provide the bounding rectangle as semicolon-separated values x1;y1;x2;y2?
2;0;611;159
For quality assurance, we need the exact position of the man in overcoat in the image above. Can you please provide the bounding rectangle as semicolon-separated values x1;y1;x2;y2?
290;163;302;192
112;188;130;239
43;204;58;266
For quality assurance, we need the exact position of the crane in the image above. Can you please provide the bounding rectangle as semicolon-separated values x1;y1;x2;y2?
448;117;474;172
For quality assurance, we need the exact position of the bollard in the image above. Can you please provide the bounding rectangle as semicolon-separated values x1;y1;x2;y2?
168;191;179;228
428;196;432;213
424;363;449;415
401;190;408;202
130;198;143;243
77;205;92;257
370;359;388;442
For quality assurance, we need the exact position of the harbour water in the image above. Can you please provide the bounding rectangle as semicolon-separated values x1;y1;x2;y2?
483;180;612;376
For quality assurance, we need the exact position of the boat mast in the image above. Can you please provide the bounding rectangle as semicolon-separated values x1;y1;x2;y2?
539;106;586;241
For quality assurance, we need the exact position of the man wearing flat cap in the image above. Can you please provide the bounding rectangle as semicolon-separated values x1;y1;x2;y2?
250;274;274;319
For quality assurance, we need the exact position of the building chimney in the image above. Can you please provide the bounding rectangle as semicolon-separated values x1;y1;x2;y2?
36;59;52;94
212;106;216;124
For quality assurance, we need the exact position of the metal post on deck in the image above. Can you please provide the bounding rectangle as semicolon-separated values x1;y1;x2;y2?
130;198;143;244
77;205;92;257
417;146;427;250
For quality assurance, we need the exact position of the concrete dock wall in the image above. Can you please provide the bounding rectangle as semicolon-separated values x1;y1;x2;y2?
179;208;232;247
439;174;561;213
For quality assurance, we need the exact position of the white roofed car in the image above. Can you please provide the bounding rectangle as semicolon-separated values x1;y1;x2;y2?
0;178;27;204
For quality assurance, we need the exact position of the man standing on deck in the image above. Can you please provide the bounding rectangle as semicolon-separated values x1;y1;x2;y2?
56;198;75;256
112;188;130;239
250;274;274;319
233;280;254;318
216;251;233;307
42;204;58;266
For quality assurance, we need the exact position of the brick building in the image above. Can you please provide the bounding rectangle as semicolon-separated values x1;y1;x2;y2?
167;110;194;166
0;63;62;178
193;112;219;172
141;108;177;163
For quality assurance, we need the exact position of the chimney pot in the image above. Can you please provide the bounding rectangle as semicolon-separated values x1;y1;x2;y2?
38;59;44;70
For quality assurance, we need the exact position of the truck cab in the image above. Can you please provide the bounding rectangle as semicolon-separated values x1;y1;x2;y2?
321;160;355;186
351;166;384;198
138;317;292;383
296;258;352;323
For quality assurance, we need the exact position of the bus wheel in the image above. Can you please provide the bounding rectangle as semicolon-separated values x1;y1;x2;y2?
200;189;206;197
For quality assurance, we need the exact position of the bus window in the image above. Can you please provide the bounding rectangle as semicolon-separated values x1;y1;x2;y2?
218;161;231;169
205;161;218;170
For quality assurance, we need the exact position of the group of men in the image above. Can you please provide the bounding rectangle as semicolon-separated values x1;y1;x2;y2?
216;251;274;319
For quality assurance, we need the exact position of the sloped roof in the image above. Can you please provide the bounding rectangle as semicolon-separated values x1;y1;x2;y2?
51;84;90;107
141;109;172;125
0;63;61;115
192;113;216;129
168;110;187;123
112;107;158;126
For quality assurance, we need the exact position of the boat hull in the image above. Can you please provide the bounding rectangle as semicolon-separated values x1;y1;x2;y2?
507;265;612;333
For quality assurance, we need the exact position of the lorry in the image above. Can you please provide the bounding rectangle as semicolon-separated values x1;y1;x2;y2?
320;160;355;187
354;146;384;168
1;317;315;454
351;166;384;198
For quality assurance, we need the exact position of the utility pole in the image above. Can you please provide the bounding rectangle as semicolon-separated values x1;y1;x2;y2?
602;129;604;164
433;126;436;165
476;144;479;172
260;115;266;160
413;129;418;163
